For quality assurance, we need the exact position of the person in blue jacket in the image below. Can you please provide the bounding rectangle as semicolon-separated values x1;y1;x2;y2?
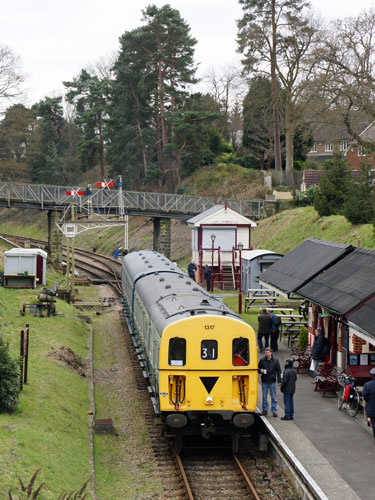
362;367;375;442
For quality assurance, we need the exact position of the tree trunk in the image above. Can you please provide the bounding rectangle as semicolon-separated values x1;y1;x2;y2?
271;0;282;172
285;98;294;187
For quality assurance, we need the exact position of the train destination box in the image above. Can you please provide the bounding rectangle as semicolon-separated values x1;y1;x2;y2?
4;248;47;288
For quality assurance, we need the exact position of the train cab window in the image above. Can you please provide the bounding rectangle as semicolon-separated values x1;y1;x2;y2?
233;337;249;366
168;337;186;366
201;340;218;360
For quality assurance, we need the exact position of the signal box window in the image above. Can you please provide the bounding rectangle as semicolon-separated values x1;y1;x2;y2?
168;337;186;366
233;338;249;366
201;340;218;360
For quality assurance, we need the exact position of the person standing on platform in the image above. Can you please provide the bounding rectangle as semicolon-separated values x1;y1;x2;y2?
187;260;197;281
257;309;272;352
270;312;281;352
310;327;328;380
258;347;281;417
362;367;375;442
280;359;297;420
204;265;212;292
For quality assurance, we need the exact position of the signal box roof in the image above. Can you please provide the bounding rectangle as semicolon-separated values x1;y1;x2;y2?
187;205;256;227
297;248;375;315
259;239;353;298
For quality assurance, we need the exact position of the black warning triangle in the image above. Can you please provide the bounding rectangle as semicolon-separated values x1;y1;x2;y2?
200;377;219;394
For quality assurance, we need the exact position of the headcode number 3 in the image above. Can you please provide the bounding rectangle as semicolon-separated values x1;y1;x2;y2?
204;325;215;330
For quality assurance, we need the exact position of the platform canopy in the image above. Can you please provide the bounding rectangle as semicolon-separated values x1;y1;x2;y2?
259;238;353;298
297;248;375;315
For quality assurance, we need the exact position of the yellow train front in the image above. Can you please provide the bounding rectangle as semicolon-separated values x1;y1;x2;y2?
122;250;258;452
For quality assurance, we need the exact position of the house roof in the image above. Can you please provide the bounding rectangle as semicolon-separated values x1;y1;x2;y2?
187;205;256;227
302;170;326;189
347;296;375;339
259;239;353;297
297;248;375;315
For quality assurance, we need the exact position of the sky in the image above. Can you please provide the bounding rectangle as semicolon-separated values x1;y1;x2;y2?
1;0;375;108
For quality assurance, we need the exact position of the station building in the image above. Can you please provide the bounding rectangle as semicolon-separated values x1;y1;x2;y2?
260;239;375;382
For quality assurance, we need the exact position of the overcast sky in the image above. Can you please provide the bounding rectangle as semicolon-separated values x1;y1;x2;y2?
2;0;375;107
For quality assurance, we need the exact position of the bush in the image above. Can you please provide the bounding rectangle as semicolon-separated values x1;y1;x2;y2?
0;334;20;412
298;325;308;349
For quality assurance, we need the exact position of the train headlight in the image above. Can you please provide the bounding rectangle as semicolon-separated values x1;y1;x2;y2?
205;395;214;405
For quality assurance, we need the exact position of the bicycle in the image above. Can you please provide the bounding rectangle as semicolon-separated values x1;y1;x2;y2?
337;374;360;417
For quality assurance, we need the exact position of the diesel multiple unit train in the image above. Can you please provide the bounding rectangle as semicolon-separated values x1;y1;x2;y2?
122;250;258;451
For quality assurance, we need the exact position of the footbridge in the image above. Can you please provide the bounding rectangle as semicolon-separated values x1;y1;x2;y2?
0;182;265;219
0;181;266;263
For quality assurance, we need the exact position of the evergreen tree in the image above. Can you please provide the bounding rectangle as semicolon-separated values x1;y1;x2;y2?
27;97;65;184
343;163;375;224
0;104;34;181
313;154;351;216
64;69;111;178
109;4;197;190
0;335;20;413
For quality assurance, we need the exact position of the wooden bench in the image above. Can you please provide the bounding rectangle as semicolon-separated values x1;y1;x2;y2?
290;345;311;373
314;364;345;397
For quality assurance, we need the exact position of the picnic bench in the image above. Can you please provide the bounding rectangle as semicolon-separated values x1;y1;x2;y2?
265;307;294;315
290;345;311;373
281;318;307;347
244;289;278;312
314;364;345;397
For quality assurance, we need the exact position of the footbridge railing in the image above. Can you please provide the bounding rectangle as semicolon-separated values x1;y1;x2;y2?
0;182;265;219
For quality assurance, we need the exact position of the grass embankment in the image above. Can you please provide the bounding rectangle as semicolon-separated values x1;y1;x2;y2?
0;266;92;497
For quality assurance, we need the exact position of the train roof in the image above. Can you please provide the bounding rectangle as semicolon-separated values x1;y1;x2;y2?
123;250;242;334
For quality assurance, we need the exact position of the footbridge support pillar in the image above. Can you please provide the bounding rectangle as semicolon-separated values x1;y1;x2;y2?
153;217;171;259
48;209;62;270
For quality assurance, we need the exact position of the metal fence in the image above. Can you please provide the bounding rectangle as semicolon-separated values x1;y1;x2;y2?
0;182;266;218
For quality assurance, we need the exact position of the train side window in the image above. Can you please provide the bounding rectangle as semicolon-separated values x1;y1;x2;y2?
168;337;186;366
201;340;218;360
233;337;249;366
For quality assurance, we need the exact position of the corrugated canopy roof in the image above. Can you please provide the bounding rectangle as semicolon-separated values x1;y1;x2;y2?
348;296;375;338
297;248;375;314
260;239;353;296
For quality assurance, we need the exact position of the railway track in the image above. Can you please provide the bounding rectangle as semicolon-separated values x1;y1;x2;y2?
0;233;122;294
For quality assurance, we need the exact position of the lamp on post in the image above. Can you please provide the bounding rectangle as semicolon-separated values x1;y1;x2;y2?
211;233;216;292
238;242;243;314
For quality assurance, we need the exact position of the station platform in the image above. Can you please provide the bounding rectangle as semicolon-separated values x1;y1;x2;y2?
257;340;373;500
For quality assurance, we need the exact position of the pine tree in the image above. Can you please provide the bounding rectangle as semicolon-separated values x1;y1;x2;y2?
343;163;375;224
313;154;351;216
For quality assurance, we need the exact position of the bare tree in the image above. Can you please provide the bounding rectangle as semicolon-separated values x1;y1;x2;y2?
0;45;25;108
203;64;246;142
318;9;375;143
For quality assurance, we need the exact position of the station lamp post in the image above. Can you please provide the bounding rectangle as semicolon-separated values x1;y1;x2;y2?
211;233;216;292
238;242;243;314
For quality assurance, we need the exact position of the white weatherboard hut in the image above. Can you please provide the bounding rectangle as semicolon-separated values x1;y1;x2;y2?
4;248;47;288
187;205;256;289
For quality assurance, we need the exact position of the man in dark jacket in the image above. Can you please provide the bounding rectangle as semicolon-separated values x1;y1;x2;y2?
187;260;197;281
204;265;212;291
362;367;375;441
280;359;297;420
257;309;272;352
258;347;281;417
310;327;328;379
